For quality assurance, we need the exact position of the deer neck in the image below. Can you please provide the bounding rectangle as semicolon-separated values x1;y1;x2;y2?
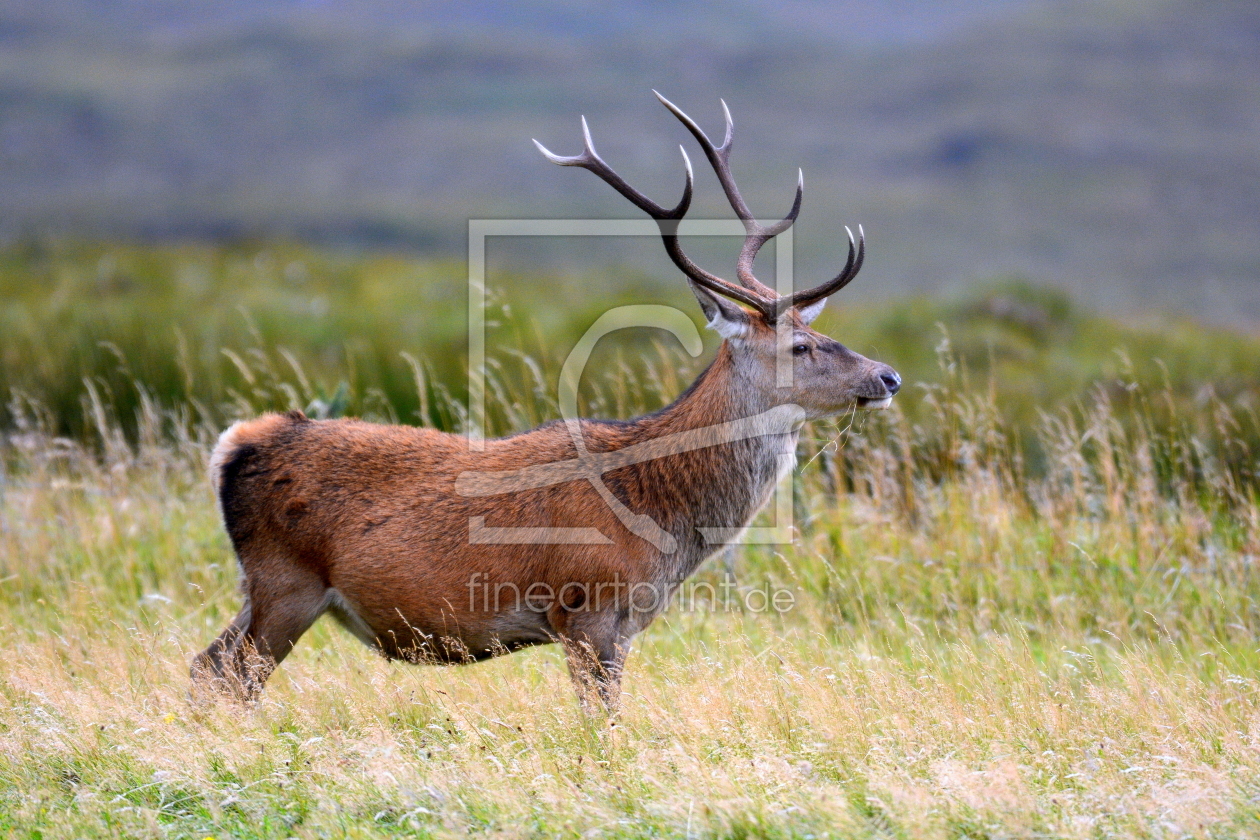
641;345;796;432
611;343;802;574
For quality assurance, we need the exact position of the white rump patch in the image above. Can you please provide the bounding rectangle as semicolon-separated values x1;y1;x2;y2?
207;421;246;490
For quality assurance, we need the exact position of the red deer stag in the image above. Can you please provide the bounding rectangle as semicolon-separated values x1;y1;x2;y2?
193;92;901;710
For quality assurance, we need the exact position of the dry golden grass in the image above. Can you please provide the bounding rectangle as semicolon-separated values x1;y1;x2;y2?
2;355;1259;838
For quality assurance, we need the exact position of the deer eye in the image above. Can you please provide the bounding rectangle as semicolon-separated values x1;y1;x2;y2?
791;343;810;356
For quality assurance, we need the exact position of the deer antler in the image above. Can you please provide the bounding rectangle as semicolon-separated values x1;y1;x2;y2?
533;117;777;321
653;91;801;301
785;225;864;311
535;95;865;323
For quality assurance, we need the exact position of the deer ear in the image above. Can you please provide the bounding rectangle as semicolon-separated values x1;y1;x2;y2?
794;296;828;326
688;281;751;340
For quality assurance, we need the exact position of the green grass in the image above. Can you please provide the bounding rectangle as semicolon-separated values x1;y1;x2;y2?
1;240;1259;837
4;239;1258;453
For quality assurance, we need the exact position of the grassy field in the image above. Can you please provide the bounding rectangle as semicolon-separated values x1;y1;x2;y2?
1;243;1260;837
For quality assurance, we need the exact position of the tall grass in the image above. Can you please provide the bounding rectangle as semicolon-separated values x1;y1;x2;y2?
2;287;1259;836
0;239;675;440
5;240;1260;451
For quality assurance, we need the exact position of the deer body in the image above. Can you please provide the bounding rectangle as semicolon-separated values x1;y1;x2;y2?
194;95;901;708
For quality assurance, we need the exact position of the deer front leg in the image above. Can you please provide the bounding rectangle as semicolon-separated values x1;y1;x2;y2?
555;607;632;714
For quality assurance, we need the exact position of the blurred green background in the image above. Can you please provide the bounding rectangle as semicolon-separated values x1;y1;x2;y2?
0;0;1257;459
2;0;1258;322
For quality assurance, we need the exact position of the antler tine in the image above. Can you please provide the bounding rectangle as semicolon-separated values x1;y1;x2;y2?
533;117;690;220
653;91;803;296
654;92;745;210
771;169;805;237
534;117;778;320
786;225;866;311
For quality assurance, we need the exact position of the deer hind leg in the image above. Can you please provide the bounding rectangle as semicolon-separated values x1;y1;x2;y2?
192;560;329;701
191;598;252;691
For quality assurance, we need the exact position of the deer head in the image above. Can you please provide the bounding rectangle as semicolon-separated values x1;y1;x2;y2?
535;92;900;421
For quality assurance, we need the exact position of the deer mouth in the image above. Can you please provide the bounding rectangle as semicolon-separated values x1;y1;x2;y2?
857;396;893;410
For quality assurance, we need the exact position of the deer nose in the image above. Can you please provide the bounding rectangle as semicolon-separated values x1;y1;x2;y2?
879;369;901;396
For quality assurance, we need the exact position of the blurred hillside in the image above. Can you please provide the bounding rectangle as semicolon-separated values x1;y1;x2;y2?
1;0;1257;324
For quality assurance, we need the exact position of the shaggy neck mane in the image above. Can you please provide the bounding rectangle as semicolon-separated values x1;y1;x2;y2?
578;343;799;575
